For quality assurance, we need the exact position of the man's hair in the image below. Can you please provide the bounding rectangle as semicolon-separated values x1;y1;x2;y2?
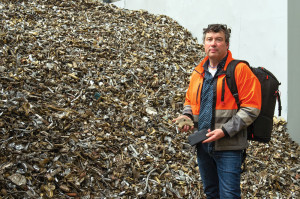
202;24;231;45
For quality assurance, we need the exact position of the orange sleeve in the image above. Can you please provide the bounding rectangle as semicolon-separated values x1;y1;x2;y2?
235;63;261;110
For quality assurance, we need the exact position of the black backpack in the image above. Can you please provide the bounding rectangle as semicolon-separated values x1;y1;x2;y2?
225;60;282;143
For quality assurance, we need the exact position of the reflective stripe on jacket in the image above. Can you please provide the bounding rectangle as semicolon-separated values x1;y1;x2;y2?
183;50;261;151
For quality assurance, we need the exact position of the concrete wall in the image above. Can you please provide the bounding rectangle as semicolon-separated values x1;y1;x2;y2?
113;1;296;142
288;0;300;143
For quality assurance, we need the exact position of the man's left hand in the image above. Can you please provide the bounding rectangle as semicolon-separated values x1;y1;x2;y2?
202;129;225;143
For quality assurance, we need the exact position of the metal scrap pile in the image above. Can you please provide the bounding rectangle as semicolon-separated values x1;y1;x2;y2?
0;0;299;198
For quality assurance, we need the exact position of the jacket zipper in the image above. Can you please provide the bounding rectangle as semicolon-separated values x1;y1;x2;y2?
221;77;226;104
195;71;204;104
196;81;201;104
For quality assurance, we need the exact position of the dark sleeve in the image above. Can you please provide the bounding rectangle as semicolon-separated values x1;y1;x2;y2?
183;113;193;121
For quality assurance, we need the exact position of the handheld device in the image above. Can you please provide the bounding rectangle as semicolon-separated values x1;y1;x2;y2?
188;129;209;146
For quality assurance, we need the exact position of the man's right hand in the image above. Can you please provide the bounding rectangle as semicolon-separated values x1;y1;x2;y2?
172;115;194;132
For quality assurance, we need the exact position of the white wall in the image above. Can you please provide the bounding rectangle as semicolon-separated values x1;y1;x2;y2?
114;0;288;119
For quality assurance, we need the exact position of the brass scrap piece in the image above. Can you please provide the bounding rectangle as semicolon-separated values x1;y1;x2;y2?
174;117;194;129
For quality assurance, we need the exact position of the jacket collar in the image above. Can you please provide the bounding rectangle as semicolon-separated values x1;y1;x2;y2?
194;50;234;74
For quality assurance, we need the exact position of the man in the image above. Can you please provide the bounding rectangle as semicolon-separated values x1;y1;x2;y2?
173;24;261;198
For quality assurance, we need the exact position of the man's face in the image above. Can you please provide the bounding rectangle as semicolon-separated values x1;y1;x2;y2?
204;31;229;61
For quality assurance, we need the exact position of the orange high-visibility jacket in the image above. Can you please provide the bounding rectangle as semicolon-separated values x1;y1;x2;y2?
183;50;261;151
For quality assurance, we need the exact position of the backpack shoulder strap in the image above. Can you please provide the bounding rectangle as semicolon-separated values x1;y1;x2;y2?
225;60;249;108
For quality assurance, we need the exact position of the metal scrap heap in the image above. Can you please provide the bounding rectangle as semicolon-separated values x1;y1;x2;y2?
0;0;299;198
